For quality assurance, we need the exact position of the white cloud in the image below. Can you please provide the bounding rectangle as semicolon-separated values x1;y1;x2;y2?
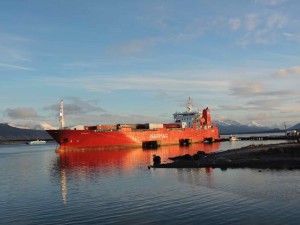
107;37;161;55
0;63;34;71
44;97;105;115
230;81;264;97
44;75;229;93
229;18;241;30
278;104;300;114
0;32;33;70
106;17;207;56
8;121;57;130
245;14;260;31
274;66;300;77
283;32;300;41
0;33;30;43
106;27;205;56
246;112;274;122
5;107;41;119
67;112;165;126
218;105;248;110
254;0;286;6
238;12;288;46
246;99;280;109
267;13;287;29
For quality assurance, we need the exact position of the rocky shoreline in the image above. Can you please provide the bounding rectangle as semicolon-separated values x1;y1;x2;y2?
151;142;300;169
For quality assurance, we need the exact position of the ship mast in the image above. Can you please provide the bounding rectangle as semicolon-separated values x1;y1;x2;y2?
59;100;65;129
186;97;193;112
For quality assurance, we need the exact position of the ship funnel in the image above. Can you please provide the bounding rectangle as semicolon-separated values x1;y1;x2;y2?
59;100;65;129
202;107;212;124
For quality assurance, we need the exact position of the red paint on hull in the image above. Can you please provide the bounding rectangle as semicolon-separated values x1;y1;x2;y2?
47;126;220;148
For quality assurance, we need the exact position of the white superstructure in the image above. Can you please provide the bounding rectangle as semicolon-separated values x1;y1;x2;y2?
173;97;201;128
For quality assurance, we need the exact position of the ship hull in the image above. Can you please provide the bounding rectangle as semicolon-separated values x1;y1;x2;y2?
47;127;219;148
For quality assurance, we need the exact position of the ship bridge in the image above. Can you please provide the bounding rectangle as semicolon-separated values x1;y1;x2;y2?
173;111;201;128
173;98;213;129
173;97;202;128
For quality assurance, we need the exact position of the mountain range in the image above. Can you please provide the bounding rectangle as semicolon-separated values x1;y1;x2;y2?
0;119;293;141
288;123;300;130
0;123;52;141
213;119;283;135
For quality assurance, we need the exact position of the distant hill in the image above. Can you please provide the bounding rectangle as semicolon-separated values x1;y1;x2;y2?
288;123;300;130
0;123;52;141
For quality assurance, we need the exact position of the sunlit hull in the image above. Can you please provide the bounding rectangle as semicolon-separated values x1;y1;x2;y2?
47;126;219;148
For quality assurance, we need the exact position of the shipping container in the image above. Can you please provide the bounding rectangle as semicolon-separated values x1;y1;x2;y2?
117;124;137;129
84;126;97;130
71;125;85;130
96;125;117;130
136;124;147;129
146;123;164;129
163;123;181;129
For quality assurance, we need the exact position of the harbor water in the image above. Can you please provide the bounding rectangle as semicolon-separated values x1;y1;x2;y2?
0;138;299;225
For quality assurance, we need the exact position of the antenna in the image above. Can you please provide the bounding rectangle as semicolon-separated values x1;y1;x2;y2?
59;100;65;129
284;122;287;131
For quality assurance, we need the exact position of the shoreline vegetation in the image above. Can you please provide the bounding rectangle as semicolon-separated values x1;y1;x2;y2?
151;142;300;170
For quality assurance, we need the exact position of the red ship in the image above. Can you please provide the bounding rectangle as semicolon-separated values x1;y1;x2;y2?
47;98;220;149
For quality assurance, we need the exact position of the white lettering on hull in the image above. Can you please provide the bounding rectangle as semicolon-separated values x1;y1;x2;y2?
149;134;168;139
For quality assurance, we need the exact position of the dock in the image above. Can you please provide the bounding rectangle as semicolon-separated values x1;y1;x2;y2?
221;135;300;142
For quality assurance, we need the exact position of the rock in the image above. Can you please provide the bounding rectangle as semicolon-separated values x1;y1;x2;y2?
153;155;161;165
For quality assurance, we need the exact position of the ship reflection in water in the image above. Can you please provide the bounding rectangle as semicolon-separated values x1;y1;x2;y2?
57;142;220;169
55;143;220;204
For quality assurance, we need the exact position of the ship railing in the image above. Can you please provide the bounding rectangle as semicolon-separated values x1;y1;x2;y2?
200;125;214;130
94;129;118;132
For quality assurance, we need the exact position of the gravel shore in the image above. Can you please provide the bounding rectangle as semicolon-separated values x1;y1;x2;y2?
152;142;300;169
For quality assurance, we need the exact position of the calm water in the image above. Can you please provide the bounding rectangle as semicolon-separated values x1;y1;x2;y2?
0;139;299;225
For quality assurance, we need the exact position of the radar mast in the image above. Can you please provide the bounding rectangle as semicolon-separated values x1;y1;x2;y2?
186;97;193;112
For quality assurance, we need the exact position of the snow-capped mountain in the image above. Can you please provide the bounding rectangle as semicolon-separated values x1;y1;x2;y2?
8;123;31;129
32;122;57;130
213;119;274;134
0;123;52;141
247;121;265;127
288;123;300;130
213;119;242;127
8;122;57;130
